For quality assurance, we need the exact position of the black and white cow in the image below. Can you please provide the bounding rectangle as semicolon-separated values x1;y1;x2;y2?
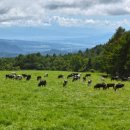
94;83;107;90
114;83;124;91
38;80;47;87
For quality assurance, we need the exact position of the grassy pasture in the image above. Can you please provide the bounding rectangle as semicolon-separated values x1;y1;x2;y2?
0;70;130;130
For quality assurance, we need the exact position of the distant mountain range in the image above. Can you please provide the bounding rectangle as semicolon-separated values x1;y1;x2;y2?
0;39;90;57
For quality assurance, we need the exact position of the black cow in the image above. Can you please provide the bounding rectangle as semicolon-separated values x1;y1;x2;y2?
85;74;91;77
83;76;86;82
26;75;31;81
58;74;64;79
6;74;16;79
37;76;42;81
67;74;73;79
107;83;115;89
94;83;107;90
63;80;68;87
38;80;47;87
114;83;124;91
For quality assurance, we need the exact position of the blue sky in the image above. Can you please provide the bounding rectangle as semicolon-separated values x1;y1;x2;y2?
0;0;130;48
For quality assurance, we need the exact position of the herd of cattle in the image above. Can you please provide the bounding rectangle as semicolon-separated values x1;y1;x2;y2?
5;72;128;91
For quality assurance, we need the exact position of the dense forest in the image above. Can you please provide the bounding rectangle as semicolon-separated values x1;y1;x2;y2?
0;27;130;77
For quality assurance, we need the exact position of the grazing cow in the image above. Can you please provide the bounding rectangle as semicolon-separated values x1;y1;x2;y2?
67;74;72;79
85;74;91;77
26;75;31;81
44;73;48;77
58;74;64;79
94;83;107;90
72;76;79;82
83;76;86;82
88;80;92;86
37;76;42;81
22;74;28;78
72;74;81;82
15;75;22;80
6;73;23;80
107;83;115;89
38;80;47;87
6;74;16;79
67;73;78;79
114;83;124;91
6;74;11;79
5;74;8;79
63;80;68;87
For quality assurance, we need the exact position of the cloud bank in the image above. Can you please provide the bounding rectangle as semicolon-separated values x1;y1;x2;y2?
0;0;130;27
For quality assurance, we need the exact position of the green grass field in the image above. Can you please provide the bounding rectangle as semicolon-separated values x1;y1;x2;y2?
0;71;130;130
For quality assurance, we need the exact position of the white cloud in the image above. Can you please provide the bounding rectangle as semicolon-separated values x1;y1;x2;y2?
52;16;99;27
0;0;130;27
44;0;130;16
50;16;130;28
0;0;47;26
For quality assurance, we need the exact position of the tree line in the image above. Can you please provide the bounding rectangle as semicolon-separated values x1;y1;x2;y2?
0;27;130;77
